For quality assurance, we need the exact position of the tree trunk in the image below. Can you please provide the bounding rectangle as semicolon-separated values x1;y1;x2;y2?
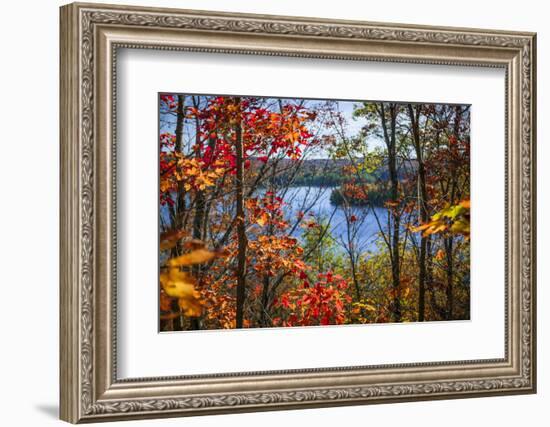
188;101;212;331
173;95;186;256
170;95;186;331
445;237;454;319
408;104;428;322
444;105;463;320
350;254;361;302
234;98;247;329
380;103;402;323
426;235;442;319
260;273;270;327
259;189;275;327
190;102;211;246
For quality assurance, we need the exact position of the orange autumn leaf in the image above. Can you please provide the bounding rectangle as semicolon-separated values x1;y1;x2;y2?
167;247;224;267
432;224;448;234
159;229;188;251
435;249;445;261
159;291;173;312
416;220;448;237
459;199;471;209
411;223;432;233
166;240;230;267
178;296;203;317
182;239;207;250
255;212;270;227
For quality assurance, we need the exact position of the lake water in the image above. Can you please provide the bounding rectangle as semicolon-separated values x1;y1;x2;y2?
160;186;389;253
279;186;387;252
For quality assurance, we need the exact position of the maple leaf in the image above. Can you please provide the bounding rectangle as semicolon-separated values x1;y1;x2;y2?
412;198;470;239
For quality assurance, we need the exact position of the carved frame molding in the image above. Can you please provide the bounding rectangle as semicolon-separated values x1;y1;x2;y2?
60;2;536;423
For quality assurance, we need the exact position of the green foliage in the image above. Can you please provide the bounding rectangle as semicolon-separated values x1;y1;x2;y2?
301;218;342;272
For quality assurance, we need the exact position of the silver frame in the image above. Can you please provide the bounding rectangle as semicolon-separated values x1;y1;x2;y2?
60;2;536;423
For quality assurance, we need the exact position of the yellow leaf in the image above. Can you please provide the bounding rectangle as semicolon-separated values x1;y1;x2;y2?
431;212;443;221
363;303;376;312
167;248;217;267
435;249;445;260
256;212;270;227
160;268;196;298
450;218;470;236
160;269;203;317
444;205;466;220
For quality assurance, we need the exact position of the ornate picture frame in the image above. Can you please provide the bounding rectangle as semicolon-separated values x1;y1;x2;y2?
60;2;536;423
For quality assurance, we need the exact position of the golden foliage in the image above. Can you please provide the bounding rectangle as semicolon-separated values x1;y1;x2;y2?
160;241;229;318
167;246;228;267
160;268;202;316
412;199;470;239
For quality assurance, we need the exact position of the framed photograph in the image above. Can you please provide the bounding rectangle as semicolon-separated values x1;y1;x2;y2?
60;2;536;423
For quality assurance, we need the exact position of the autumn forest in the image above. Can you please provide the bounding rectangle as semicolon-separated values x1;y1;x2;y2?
159;94;471;331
